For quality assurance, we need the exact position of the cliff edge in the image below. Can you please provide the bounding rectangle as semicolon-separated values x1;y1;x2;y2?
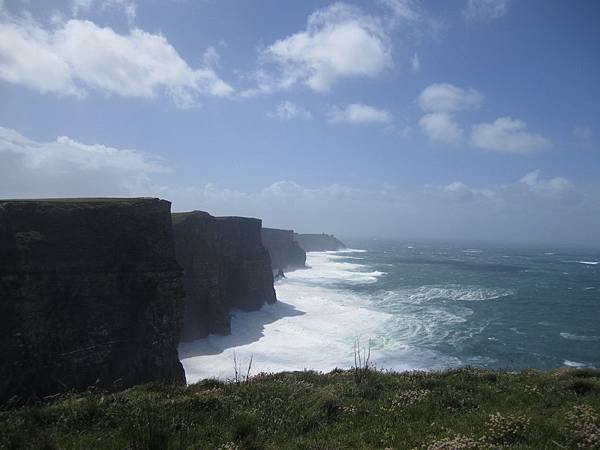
172;211;276;342
0;198;185;403
261;228;306;272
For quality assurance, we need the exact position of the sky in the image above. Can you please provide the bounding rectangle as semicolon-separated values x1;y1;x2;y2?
0;0;599;245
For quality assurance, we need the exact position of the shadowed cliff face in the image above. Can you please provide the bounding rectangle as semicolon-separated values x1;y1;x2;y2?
294;233;346;252
172;211;276;342
261;228;306;272
0;198;186;403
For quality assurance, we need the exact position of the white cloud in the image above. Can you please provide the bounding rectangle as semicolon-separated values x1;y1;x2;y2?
0;16;234;106
470;117;551;154
520;169;578;201
463;0;509;21
327;103;392;125
268;101;312;120
411;52;420;72
257;3;392;93
1;126;596;244
72;0;137;25
417;83;483;112
202;45;220;69
377;0;422;22
419;112;463;144
0;126;168;198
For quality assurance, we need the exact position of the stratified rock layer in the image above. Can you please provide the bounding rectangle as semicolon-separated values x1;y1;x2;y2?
0;198;185;403
172;211;276;342
294;233;346;252
261;228;306;272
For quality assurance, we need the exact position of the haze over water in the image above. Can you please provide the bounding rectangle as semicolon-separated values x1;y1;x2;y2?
180;241;600;383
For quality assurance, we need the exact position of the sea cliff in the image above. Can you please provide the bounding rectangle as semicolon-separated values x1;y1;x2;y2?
261;227;306;272
294;233;346;252
0;198;185;402
172;211;276;342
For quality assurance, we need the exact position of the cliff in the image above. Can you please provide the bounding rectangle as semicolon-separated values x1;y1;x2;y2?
0;198;185;403
294;233;346;252
261;228;306;272
172;211;276;342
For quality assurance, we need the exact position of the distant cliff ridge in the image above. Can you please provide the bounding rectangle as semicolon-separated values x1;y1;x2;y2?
261;228;306;272
294;233;346;252
0;198;185;402
172;211;276;342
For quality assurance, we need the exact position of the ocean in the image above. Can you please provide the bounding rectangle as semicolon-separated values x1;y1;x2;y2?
179;240;600;383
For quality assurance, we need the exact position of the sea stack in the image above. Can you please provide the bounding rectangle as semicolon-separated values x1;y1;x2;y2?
294;233;346;252
172;211;276;342
0;198;186;403
261;227;306;273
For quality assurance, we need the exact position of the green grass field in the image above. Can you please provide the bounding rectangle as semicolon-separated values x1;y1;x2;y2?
1;368;599;449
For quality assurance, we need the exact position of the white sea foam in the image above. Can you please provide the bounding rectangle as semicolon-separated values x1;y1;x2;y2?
564;360;587;368
180;251;457;383
380;285;514;304
578;261;599;265
560;332;600;342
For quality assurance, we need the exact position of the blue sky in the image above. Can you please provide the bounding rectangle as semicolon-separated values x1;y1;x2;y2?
1;0;599;244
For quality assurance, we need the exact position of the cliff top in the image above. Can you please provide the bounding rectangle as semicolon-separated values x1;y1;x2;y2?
172;210;262;225
0;198;168;209
1;367;597;448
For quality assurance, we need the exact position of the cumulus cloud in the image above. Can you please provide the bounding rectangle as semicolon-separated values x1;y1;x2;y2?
0;16;234;106
254;3;392;93
520;169;579;202
418;112;463;144
463;0;509;21
327;103;392;125
470;117;551;154
417;83;483;112
0;126;168;198
267;101;312;120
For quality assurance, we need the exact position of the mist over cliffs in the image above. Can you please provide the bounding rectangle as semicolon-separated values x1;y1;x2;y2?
261;228;306;272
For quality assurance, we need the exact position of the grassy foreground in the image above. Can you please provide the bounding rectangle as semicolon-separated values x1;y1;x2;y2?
1;368;600;449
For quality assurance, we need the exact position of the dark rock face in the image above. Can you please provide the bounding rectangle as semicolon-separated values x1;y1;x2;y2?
172;211;276;342
0;198;186;403
294;233;346;252
261;228;306;272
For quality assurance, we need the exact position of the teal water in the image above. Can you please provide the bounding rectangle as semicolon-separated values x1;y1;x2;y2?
343;239;600;371
181;240;599;382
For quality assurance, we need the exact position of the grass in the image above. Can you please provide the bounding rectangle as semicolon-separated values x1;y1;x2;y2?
1;367;600;449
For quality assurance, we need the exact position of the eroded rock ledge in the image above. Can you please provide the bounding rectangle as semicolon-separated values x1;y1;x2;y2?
0;198;185;403
172;211;276;342
261;227;306;273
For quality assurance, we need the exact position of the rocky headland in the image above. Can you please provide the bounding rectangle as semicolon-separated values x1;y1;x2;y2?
294;233;346;252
